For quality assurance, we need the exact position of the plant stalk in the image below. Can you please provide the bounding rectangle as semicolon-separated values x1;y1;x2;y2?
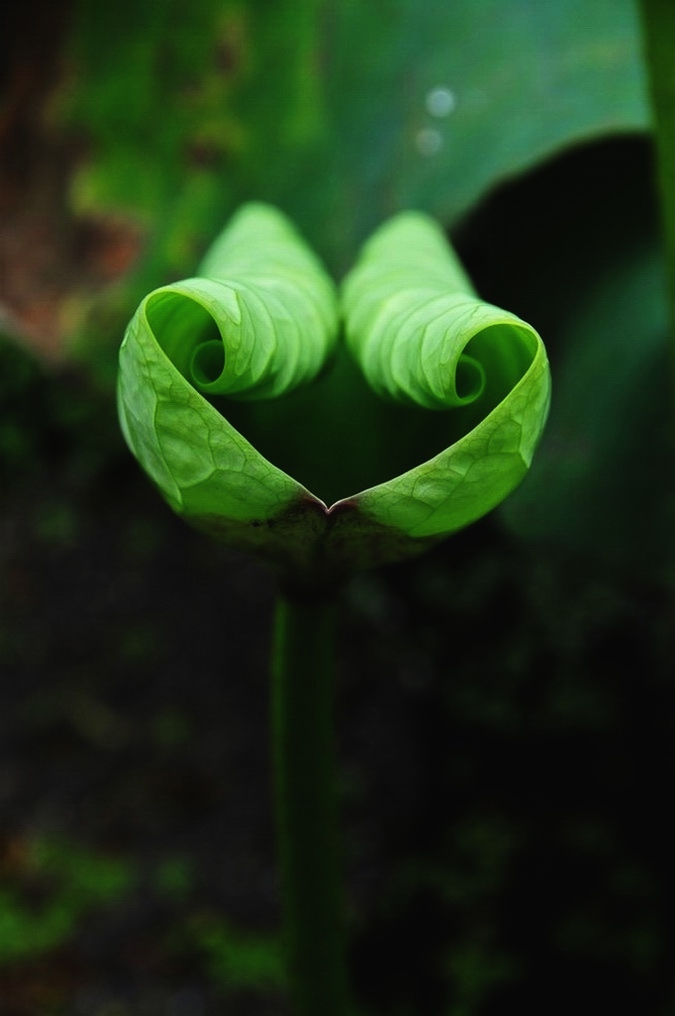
639;0;675;368
271;592;352;1016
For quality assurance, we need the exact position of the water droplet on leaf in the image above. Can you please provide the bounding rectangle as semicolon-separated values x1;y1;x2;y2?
425;86;456;118
416;128;443;157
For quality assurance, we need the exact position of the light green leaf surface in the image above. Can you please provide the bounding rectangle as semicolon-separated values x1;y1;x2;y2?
118;204;336;526
142;204;337;401
341;214;550;539
342;213;538;411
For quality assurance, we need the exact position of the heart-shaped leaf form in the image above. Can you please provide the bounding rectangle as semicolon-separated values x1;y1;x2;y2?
118;204;550;586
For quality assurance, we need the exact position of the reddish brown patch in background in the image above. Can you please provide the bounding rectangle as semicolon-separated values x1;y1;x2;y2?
0;3;142;362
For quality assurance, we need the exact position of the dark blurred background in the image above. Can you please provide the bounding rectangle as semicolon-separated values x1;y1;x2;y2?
2;2;675;1014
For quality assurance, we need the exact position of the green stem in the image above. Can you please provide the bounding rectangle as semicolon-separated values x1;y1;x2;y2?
271;592;352;1016
639;0;675;354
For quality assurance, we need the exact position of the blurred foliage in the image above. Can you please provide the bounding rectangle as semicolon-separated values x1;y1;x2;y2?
2;298;675;1010
0;337;124;488
0;835;283;998
478;135;675;578
503;235;674;572
63;0;647;268
188;915;286;991
0;837;136;965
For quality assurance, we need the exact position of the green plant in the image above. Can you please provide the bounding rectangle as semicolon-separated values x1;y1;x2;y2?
3;0;675;1009
118;203;549;585
117;200;550;1014
0;837;136;966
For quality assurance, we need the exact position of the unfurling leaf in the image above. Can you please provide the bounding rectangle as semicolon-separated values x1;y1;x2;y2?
118;204;550;587
341;213;550;539
117;204;336;529
342;212;536;411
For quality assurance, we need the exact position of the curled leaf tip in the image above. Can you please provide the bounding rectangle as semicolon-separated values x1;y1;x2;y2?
118;203;337;530
342;211;541;412
139;203;339;403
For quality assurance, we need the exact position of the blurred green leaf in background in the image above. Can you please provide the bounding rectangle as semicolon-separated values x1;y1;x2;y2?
61;0;648;275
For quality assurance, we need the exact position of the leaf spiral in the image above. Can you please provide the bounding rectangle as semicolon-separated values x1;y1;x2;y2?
342;212;540;411
117;204;339;526
130;202;338;402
